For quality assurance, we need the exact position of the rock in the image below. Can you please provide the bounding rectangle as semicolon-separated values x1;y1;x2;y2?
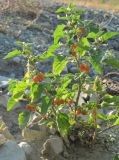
0;76;11;89
22;124;48;141
0;117;14;140
19;142;32;158
41;135;64;158
0;134;7;146
12;57;21;64
0;141;26;160
49;127;56;135
0;94;22;109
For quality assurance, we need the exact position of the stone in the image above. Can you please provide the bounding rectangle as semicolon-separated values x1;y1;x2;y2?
0;94;22;109
41;135;64;158
18;142;32;158
12;57;21;64
49;127;56;135
0;117;14;140
0;76;11;89
0;141;26;160
0;134;6;146
22;124;48;141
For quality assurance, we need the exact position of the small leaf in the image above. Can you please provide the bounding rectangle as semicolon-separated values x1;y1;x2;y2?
98;113;107;121
81;38;90;47
39;44;60;60
61;77;71;89
31;83;45;101
56;112;70;135
7;97;19;111
93;76;102;92
13;81;28;97
8;80;17;92
100;32;119;42
4;50;22;59
114;117;119;125
53;56;68;75
103;56;119;70
40;96;51;114
113;154;119;160
18;112;31;129
56;7;67;13
53;25;65;44
89;53;103;74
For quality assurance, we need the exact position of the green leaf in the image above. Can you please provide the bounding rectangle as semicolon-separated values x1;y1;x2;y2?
53;56;68;75
18;112;31;129
81;38;90;47
103;56;119;70
113;154;119;160
98;113;107;121
89;52;103;74
100;32;119;42
13;81;28;98
114;117;119;125
103;95;119;105
56;7;67;13
7;97;19;111
107;114;116;121
56;112;70;135
31;83;45;101
72;84;78;90
53;25;65;44
40;96;51;114
39;44;60;60
8;80;17;92
3;50;22;59
87;31;103;39
61;77;71;89
93;76;102;92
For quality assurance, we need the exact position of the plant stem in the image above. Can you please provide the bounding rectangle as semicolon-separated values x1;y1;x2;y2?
93;93;99;141
98;124;119;134
26;59;30;83
75;58;81;120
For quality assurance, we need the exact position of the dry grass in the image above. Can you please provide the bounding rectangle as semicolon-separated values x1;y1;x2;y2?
0;0;119;14
55;0;119;12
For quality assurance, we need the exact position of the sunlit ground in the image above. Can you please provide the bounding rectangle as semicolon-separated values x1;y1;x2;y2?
55;0;119;12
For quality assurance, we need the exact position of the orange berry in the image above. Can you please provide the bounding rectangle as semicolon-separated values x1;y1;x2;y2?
33;76;40;83
75;110;80;115
26;105;37;111
59;99;65;105
53;98;59;105
79;64;90;72
81;111;87;115
38;72;44;82
68;99;72;105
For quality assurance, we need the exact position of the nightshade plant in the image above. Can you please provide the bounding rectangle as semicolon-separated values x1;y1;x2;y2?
4;3;119;143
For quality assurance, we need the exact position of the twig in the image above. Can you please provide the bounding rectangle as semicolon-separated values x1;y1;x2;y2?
98;124;119;134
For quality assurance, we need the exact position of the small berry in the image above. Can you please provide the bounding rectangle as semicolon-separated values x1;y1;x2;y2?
75;110;80;115
79;64;90;72
26;105;37;111
38;72;44;82
81;111;87;115
33;76;40;83
60;99;65;105
53;98;59;105
68;99;72;105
